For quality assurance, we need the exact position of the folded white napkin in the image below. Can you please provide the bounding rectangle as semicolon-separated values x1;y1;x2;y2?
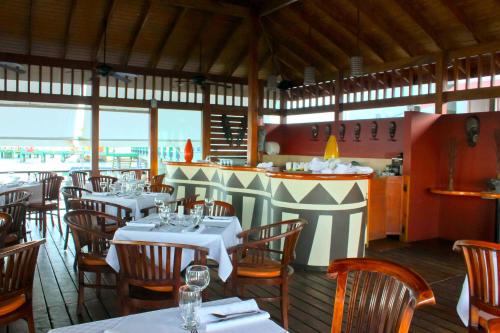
123;222;155;231
256;162;273;169
91;192;108;196
199;299;270;332
104;319;171;333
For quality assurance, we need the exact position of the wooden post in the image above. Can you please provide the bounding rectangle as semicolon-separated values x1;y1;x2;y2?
334;71;343;121
435;53;448;114
202;85;211;160
279;90;286;124
149;99;158;177
91;74;100;176
247;10;259;166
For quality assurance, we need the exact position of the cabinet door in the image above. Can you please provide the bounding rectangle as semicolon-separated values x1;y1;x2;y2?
385;177;403;235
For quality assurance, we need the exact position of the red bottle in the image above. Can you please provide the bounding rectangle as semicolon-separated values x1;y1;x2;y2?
184;139;193;163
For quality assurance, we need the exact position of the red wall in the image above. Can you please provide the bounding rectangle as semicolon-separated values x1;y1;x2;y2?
265;118;404;158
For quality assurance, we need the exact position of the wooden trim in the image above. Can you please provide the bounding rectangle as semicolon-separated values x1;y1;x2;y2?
149;102;158;177
91;75;100;177
202;86;211;159
123;0;153;66
266;172;374;181
246;10;259;166
435;53;447;114
444;85;500;102
334;72;342;121
165;0;249;17
27;0;33;55
430;188;500;199
62;0;77;59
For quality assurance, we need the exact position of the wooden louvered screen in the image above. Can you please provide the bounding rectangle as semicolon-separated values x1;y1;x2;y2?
209;111;248;160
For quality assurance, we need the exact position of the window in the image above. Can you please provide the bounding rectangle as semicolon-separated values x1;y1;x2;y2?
158;109;202;173
263;115;281;124
341;104;435;120
286;112;335;124
99;107;149;171
0;102;92;173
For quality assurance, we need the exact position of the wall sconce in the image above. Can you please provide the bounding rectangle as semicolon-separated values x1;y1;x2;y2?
389;121;397;141
465;115;480;147
354;123;361;142
370;121;378;140
339;124;346;142
311;124;319;140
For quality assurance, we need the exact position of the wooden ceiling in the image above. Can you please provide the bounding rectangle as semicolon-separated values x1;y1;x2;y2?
1;0;500;83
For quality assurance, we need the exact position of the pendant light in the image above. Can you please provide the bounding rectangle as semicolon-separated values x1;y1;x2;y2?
303;25;316;86
350;2;363;77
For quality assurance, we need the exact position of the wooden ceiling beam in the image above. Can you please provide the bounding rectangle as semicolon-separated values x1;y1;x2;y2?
206;18;244;73
122;0;153;66
263;17;338;74
393;0;445;50
226;40;249;77
176;13;213;72
62;0;77;59
149;7;187;69
310;0;392;61
259;0;298;17
92;0;119;62
27;0;33;55
438;0;482;43
164;0;248;17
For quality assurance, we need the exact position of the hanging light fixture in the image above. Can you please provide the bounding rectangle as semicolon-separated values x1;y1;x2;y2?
350;2;363;77
303;25;316;86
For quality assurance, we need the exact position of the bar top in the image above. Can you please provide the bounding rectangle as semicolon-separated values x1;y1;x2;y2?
164;161;374;181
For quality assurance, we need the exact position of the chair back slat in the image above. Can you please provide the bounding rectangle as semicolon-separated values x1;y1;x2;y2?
88;176;118;192
327;258;435;333
61;186;92;213
0;190;31;205
0;213;12;248
185;200;235;217
69;198;131;224
70;171;88;188
0;202;27;242
454;240;500;314
0;240;45;301
36;172;56;182
150;184;174;194
151;174;165;186
41;176;64;202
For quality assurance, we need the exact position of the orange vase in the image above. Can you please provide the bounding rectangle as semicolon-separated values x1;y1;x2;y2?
184;139;193;163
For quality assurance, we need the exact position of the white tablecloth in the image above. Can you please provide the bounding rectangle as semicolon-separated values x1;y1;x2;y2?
106;215;242;281
47;298;286;333
82;192;171;220
0;182;43;204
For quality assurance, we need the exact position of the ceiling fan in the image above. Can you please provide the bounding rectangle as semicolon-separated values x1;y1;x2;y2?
175;38;231;89
0;62;27;74
91;20;138;84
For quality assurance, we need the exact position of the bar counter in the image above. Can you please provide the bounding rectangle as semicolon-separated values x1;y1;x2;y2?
164;162;372;269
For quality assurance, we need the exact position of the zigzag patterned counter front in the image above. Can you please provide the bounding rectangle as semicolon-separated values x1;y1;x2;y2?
164;162;372;269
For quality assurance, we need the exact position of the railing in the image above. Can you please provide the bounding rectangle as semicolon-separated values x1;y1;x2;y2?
0;168;151;179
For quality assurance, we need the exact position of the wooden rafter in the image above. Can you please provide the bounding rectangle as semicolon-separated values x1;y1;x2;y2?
226;41;249;77
438;0;481;43
310;0;389;61
263;17;338;74
62;0;77;59
393;0;444;50
259;0;299;17
123;0;153;66
27;0;33;55
149;7;187;69
93;0;119;63
176;13;213;72
206;18;243;73
165;0;248;17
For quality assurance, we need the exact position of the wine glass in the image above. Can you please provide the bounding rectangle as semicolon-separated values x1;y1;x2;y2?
179;285;201;330
99;181;107;193
185;265;210;291
204;197;214;216
144;180;151;193
154;196;164;212
159;206;170;226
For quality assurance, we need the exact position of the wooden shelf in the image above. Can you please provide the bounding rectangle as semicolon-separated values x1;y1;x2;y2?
430;188;500;200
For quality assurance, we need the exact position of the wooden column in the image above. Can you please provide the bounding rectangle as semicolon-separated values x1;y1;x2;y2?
149;99;158;177
247;11;259;166
279;90;287;124
202;85;211;160
334;71;343;121
435;53;448;114
91;75;100;176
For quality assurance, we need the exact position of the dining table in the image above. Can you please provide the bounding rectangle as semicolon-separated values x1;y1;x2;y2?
106;214;242;282
0;180;43;204
47;297;286;333
82;192;171;220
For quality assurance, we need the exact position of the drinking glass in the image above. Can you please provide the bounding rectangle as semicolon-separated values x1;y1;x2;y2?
154;196;165;212
179;285;201;330
99;181;107;193
159;206;170;226
144;180;151;193
136;183;143;195
186;265;210;291
204;197;214;215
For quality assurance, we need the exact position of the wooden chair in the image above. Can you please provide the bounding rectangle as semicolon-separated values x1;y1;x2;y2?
0;189;31;205
0;202;28;247
151;173;165;185
68;198;132;226
326;258;435;333
487;318;500;332
120;170;144;180
88;176;118;192
150;184;174;195
35;171;56;182
227;219;307;330
70;171;88;188
112;240;208;315
0;239;45;333
0;212;12;248
27;176;64;237
64;210;119;314
61;186;92;250
453;240;500;332
185;200;235;216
